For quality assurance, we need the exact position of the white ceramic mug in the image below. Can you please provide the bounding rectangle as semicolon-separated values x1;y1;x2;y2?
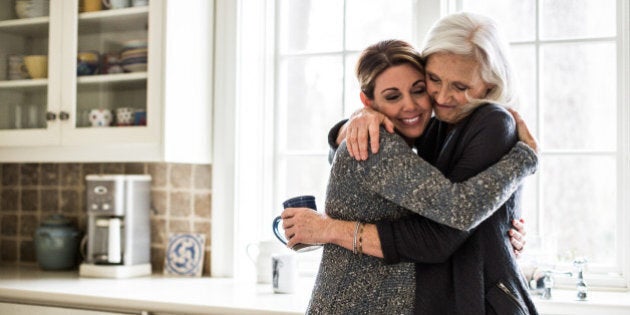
102;0;129;9
88;109;113;127
246;240;287;284
271;253;297;294
131;0;148;7
115;107;134;126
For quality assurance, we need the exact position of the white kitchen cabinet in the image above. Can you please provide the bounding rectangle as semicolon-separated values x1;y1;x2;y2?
0;0;213;163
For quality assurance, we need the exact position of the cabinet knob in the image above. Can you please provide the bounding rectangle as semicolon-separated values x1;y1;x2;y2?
59;111;70;121
46;112;57;121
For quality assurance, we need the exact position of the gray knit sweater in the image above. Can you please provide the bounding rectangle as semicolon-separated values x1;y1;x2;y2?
306;129;538;314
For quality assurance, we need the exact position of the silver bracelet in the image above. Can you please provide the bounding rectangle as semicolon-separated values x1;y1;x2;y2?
353;221;360;255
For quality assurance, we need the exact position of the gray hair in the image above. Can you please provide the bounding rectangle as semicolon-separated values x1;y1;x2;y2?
421;12;518;110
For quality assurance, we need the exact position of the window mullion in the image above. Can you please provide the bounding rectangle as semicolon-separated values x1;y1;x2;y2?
617;0;630;287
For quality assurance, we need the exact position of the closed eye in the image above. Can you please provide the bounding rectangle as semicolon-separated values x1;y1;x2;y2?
454;83;468;91
412;80;426;94
384;93;401;101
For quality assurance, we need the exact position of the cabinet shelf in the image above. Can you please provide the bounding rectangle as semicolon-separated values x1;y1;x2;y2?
77;72;147;89
79;6;148;34
0;16;49;36
0;78;47;90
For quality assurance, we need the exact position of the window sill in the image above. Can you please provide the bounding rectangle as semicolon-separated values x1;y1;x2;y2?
533;288;630;315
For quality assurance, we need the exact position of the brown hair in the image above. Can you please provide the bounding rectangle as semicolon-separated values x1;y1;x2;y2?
356;39;424;99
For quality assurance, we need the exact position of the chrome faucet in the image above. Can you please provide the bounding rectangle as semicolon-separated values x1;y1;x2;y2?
530;269;572;300
573;257;588;301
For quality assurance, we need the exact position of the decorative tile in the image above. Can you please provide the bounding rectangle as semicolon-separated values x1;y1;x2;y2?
103;163;124;174
83;163;102;177
168;219;191;234
124;163;146;175
170;164;192;189
40;164;59;186
193;164;212;190
21;189;39;212
193;220;211;237
193;192;211;218
1;214;18;236
60;189;80;214
151;218;167;245
20;214;38;238
20;163;39;186
1;189;19;212
60;163;82;186
169;191;191;217
151;190;167;216
2;164;19;186
148;163;167;188
41;189;59;213
164;233;205;277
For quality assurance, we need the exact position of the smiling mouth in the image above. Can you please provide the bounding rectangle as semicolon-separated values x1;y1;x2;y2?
400;116;421;125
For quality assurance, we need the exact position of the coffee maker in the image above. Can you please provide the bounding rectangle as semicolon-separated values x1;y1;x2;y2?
79;174;152;278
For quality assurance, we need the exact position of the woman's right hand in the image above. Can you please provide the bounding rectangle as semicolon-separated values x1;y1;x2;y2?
281;207;331;248
342;107;395;160
508;108;538;154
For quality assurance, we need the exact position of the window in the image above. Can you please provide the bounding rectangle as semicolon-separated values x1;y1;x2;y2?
457;0;629;287
274;0;418;276
215;0;630;287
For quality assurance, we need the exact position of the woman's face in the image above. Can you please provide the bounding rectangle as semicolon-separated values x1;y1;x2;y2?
425;52;494;124
366;63;432;142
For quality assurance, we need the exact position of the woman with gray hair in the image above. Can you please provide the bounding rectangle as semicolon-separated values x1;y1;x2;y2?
283;12;538;314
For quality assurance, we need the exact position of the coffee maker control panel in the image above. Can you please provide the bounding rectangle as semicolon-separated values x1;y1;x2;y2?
87;179;124;216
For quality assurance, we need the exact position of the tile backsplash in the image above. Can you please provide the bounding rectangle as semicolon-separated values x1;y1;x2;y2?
0;162;212;275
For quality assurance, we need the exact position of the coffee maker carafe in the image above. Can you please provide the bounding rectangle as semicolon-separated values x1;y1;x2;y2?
80;174;152;278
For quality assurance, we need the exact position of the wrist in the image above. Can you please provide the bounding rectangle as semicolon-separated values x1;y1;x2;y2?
326;218;355;247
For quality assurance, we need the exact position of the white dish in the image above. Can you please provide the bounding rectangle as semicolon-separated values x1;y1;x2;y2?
122;39;148;50
122;63;147;72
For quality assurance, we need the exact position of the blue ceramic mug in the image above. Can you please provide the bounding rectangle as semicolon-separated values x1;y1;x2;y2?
272;195;322;252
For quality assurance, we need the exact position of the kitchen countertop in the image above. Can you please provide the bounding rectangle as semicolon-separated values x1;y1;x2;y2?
0;266;312;314
1;265;629;315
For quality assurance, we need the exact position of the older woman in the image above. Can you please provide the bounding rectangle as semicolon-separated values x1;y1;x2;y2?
283;13;539;314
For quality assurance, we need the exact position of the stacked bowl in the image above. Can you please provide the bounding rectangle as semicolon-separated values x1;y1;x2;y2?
120;39;147;73
77;51;100;76
15;0;50;19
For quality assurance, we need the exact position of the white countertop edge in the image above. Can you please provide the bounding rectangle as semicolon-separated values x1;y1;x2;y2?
0;287;302;315
1;266;629;315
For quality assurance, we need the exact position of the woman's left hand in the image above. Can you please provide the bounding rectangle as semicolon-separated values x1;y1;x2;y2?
508;108;538;153
509;218;527;258
281;207;330;249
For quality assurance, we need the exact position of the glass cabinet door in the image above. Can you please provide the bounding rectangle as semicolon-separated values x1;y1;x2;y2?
0;0;51;131
74;1;149;130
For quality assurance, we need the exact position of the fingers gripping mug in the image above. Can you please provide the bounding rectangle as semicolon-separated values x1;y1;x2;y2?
272;195;322;252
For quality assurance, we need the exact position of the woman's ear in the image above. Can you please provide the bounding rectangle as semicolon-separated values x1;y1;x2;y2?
360;92;373;108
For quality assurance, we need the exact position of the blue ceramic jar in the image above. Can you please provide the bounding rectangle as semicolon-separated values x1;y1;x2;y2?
34;214;80;270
